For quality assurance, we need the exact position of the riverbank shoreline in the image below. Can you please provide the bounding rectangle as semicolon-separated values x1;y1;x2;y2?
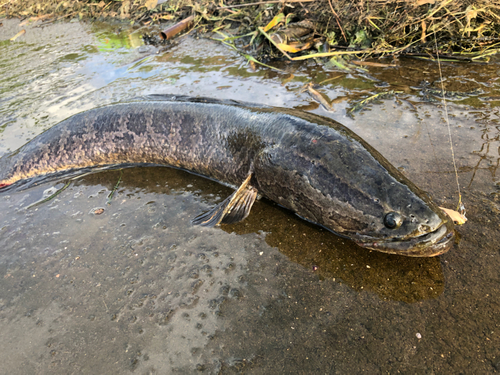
2;0;499;61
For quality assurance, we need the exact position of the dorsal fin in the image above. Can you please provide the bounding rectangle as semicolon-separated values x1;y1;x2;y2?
133;94;270;109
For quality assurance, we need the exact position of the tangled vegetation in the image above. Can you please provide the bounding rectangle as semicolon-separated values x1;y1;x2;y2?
2;0;500;61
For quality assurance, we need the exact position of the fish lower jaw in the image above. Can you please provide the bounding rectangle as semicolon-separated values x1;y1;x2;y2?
355;222;455;257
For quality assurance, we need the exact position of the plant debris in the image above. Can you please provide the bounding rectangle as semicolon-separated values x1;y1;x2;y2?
9;28;25;41
2;1;500;63
349;90;402;115
302;83;334;112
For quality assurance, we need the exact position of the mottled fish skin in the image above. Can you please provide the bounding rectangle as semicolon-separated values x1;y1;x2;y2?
0;96;455;256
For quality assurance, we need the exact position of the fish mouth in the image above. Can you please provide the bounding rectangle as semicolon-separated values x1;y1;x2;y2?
355;219;455;257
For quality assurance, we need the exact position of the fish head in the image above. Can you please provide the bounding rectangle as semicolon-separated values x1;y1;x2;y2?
257;124;455;257
315;139;457;257
348;177;456;257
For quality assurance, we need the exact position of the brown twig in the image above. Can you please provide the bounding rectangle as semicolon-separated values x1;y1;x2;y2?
327;0;347;44
351;60;396;67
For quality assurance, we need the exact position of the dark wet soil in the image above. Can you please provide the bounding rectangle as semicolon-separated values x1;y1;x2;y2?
0;18;500;374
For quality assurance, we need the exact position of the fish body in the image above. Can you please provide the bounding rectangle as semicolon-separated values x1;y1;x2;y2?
0;95;454;256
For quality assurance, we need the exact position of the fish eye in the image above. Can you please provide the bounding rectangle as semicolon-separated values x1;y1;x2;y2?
384;212;402;229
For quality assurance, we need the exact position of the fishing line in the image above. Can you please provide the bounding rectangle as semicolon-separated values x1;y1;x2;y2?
433;33;465;216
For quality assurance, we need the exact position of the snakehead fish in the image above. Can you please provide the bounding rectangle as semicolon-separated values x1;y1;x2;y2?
0;95;454;256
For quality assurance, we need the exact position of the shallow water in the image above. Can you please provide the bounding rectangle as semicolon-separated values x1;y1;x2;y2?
0;18;499;374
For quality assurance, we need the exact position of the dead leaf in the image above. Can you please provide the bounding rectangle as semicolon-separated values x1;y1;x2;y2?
270;24;312;44
415;0;435;5
90;207;105;215
263;13;285;32
276;41;312;53
10;29;26;41
466;6;478;24
145;0;158;11
440;207;467;225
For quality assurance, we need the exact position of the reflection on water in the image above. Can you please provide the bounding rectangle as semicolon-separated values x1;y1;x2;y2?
52;168;446;304
1;17;500;374
227;198;444;304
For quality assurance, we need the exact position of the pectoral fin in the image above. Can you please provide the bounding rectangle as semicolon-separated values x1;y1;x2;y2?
192;174;258;227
